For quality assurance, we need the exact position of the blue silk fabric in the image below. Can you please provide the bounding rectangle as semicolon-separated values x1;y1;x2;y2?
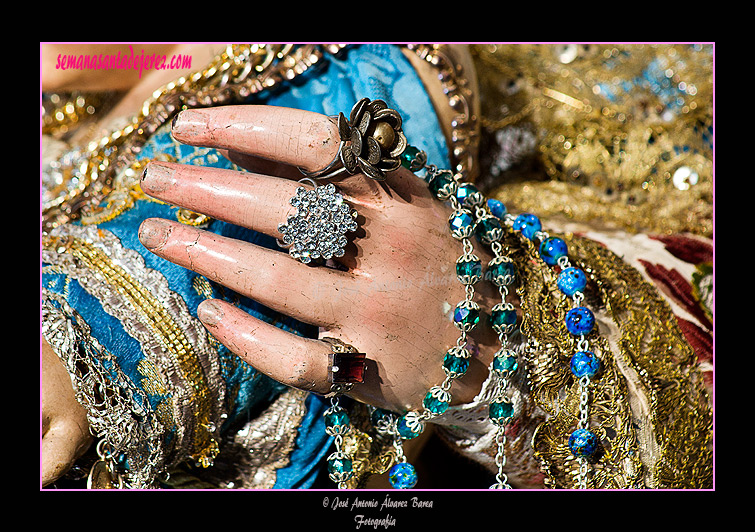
42;44;448;488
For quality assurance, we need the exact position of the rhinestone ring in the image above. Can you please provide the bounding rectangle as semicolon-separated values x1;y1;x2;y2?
277;180;359;264
300;98;407;181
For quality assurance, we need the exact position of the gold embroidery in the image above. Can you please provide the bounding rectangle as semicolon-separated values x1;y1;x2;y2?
471;44;713;237
163;388;310;489
136;358;177;432
341;403;398;489
43;230;221;467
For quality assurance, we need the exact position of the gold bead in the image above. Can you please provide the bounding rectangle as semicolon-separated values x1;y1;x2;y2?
371;121;395;150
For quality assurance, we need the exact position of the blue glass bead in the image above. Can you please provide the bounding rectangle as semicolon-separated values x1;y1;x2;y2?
474;216;503;244
513;213;542;240
327;453;353;476
449;210;474;238
324;408;350;430
400;145;426;172
487;258;516;286
493;352;518;374
569;428;599;457
487;198;507;218
565;307;595;335
571;351;601;378
557;267;587;296
456;257;482;284
491;306;517;331
389;462;418;489
456;183;482;206
539;237;568;266
489;399;514;426
423;389;450;415
370;408;395;428
397;415;423;440
428;170;456;199
454;302;480;329
443;351;470;377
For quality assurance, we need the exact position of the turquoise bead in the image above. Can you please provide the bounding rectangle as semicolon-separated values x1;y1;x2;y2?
423;389;450;415
449;210;474;238
489;399;514;426
327;453;353;476
493;352;518;374
491;305;517;332
487;198;507;218
324;408;350;429
397;415;423;440
569;428;599;457
456;257;482;284
400;145;426;172
557;267;587;296
571;351;601;378
539;237;568;266
443;351;470;377
454;302;480;330
370;408;395;429
513;213;542;240
389;462;418;489
474;215;503;244
487;258;516;286
456;183;483;206
428;170;456;199
565;306;595;335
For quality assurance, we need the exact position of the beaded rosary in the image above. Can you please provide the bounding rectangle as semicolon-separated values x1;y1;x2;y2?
322;145;602;490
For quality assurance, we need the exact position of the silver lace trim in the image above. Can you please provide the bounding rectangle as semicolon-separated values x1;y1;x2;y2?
42;290;166;488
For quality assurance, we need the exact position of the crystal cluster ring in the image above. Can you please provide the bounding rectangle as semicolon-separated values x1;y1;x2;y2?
301;98;407;181
277;181;359;264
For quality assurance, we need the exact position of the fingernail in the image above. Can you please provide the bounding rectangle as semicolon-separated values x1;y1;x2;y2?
170;109;206;139
198;300;224;327
141;162;175;194
138;218;171;250
171;110;182;131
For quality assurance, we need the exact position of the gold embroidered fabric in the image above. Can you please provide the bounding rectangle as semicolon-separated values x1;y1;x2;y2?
433;224;712;489
471;44;713;237
42;224;227;473
163;388;311;489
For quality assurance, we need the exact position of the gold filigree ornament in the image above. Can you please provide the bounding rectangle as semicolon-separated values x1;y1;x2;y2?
341;403;400;489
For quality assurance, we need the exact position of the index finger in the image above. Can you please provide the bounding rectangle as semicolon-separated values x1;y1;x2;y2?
172;105;340;174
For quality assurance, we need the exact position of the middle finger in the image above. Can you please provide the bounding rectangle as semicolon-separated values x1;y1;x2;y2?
141;161;333;238
137;217;356;328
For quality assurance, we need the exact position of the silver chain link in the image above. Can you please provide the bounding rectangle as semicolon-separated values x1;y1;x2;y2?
577;375;590;489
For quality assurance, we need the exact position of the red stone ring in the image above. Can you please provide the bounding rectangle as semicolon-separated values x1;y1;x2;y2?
321;337;366;398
